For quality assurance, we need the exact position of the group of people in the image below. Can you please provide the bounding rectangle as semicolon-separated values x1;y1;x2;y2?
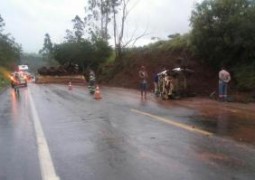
88;65;232;101
139;66;174;100
138;65;232;101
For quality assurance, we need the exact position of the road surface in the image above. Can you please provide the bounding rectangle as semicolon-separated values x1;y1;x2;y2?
0;83;255;180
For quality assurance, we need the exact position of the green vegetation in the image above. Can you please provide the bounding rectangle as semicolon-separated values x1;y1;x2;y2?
146;33;191;52
113;0;255;91
233;63;255;90
39;14;113;74
190;0;255;90
53;38;112;72
0;14;21;70
101;0;255;92
0;67;10;91
0;14;21;90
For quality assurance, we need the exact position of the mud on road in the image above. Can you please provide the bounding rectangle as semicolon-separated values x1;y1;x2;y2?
160;97;255;146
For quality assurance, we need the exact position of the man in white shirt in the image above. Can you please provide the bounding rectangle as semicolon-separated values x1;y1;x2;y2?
218;67;231;101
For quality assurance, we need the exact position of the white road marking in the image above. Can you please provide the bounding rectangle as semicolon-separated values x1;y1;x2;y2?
28;89;60;180
131;109;213;136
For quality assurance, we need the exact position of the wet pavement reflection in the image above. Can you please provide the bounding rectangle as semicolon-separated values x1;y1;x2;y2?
168;98;255;145
1;85;255;180
190;113;255;145
11;89;19;120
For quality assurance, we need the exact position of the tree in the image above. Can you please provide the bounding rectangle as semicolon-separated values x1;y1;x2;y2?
0;14;5;33
91;37;112;69
0;14;21;69
64;15;85;43
111;0;147;58
64;29;76;43
53;39;112;72
111;0;129;58
84;0;111;40
190;0;255;69
39;33;53;58
72;15;85;42
85;0;145;59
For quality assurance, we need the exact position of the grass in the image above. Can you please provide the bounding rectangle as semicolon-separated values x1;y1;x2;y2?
0;67;11;91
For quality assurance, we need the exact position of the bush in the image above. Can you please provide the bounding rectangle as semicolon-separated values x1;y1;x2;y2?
0;67;10;90
233;63;255;90
145;34;192;52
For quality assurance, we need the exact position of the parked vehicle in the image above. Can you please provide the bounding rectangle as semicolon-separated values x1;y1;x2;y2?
10;72;27;88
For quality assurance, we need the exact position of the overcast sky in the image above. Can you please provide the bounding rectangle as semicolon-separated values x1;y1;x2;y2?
0;0;202;53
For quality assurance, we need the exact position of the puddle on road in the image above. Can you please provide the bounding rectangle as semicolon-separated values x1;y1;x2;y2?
190;113;255;145
151;96;255;146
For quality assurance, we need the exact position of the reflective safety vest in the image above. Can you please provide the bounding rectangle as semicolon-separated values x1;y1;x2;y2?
90;75;95;81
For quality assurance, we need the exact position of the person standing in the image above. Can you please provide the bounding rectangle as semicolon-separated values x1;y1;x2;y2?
139;66;148;99
153;72;159;96
218;67;231;101
88;69;96;94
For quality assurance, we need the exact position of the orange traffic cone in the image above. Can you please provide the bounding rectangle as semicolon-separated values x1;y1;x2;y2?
68;81;72;90
94;85;102;99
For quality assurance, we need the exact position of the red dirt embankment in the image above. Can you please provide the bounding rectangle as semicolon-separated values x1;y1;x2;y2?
104;50;218;96
101;50;254;102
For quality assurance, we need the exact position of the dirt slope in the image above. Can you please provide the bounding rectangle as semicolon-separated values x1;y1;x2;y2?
102;50;218;97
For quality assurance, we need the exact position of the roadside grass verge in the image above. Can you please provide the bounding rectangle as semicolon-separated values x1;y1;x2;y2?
0;67;10;92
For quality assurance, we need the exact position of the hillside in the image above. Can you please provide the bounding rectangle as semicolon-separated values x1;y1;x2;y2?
99;44;255;103
100;49;218;97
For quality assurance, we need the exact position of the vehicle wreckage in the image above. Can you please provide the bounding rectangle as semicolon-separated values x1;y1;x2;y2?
156;67;194;100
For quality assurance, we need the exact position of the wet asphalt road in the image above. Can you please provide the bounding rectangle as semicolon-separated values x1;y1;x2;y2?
0;83;255;180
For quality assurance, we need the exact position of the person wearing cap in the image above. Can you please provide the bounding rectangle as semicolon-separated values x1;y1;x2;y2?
139;66;148;99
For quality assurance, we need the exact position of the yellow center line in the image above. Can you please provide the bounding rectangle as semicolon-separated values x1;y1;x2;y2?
131;109;213;136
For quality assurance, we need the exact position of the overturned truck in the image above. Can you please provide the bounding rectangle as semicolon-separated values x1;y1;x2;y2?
36;63;85;84
37;63;79;76
156;67;194;100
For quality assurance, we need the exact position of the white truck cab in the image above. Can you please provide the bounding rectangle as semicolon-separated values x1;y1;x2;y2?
18;65;29;71
18;64;33;80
